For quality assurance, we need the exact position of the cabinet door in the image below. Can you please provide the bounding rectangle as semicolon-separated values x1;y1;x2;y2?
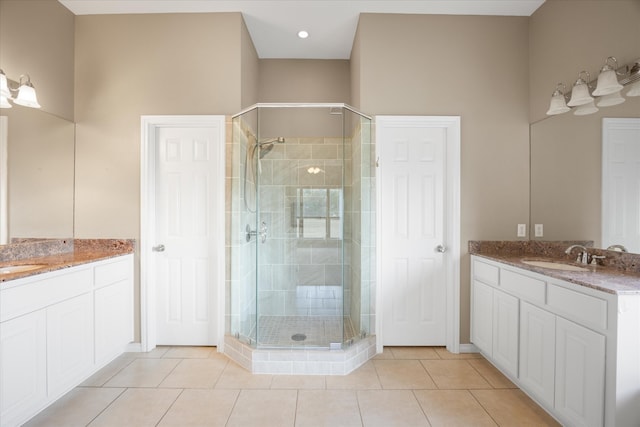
0;310;47;427
47;293;94;398
492;289;519;377
471;280;493;356
519;302;555;408
95;279;132;365
555;317;605;427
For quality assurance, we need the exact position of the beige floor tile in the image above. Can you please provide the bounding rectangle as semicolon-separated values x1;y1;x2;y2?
24;387;125;427
103;358;180;388
163;346;216;358
159;358;228;388
373;347;395;359
471;389;561;426
421;360;491;389
326;361;381;390
296;390;362;427
373;359;437;389
435;348;483;359
389;346;440;359
80;354;135;387
215;361;273;389
131;346;170;358
414;390;497;427
468;358;517;389
88;388;181;427
271;374;326;389
226;389;297;427
357;390;430;427
157;389;239;427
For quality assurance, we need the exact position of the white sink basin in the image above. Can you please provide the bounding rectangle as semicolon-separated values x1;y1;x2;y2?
521;260;590;272
0;264;47;274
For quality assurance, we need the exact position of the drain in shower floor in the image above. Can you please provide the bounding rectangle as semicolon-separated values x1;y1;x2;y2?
291;333;307;341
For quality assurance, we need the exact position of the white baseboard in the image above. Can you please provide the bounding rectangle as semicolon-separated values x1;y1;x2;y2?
459;343;479;353
126;342;143;353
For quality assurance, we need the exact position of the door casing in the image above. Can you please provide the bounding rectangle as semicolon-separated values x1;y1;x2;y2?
375;115;461;354
140;115;226;352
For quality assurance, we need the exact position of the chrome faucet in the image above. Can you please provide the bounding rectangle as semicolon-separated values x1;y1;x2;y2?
606;244;628;252
565;244;589;264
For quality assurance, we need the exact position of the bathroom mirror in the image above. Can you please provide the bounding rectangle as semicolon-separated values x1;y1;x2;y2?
0;106;75;245
530;94;640;254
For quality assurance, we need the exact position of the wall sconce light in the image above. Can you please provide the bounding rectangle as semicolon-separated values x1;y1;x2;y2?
0;69;41;109
546;57;640;116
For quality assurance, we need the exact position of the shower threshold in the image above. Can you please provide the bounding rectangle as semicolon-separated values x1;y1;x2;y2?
224;333;376;375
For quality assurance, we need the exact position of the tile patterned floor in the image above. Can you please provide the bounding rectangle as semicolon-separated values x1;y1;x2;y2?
257;315;356;348
24;346;561;427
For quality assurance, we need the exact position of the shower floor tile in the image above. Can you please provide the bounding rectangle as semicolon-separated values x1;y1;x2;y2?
257;315;356;348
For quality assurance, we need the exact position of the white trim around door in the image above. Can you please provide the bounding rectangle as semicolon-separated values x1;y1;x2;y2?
140;115;226;353
375;115;461;354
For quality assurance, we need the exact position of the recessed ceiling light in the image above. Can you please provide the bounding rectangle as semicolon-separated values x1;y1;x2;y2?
297;30;309;39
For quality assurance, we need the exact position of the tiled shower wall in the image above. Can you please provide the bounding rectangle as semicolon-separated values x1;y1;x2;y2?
226;110;375;345
255;136;351;317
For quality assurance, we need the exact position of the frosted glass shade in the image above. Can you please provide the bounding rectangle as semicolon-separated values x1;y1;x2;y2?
546;92;570;115
627;80;640;97
0;71;10;99
574;99;598;116
596;90;625;107
567;81;593;107
593;68;623;96
13;83;40;108
0;95;11;109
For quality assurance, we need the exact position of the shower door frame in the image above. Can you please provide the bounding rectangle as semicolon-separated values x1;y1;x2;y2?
232;103;374;349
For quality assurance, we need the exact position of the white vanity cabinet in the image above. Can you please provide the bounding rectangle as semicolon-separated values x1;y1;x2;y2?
0;254;134;427
471;255;637;427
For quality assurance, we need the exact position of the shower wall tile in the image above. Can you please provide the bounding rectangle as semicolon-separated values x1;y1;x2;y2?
270;160;297;185
285;145;311;159
325;265;343;285
300;137;324;146
311;247;340;265
258;160;274;185
324;164;343;186
297;265;325;285
260;186;285;212
312;144;338;160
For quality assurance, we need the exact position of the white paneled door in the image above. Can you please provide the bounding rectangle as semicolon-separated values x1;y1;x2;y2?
378;116;458;346
602;118;640;253
154;125;221;345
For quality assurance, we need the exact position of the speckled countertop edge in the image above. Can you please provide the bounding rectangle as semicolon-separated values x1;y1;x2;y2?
0;239;135;283
470;241;640;295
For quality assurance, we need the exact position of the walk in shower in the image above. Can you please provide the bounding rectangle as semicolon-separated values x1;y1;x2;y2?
227;104;375;355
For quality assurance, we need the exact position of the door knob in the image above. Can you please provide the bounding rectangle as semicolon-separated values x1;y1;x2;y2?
152;244;165;252
436;245;447;253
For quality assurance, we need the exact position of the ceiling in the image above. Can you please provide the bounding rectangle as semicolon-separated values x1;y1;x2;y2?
58;0;545;59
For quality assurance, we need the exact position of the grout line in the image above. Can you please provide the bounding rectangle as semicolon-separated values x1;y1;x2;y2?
154;388;185;426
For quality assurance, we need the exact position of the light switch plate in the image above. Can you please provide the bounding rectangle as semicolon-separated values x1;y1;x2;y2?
535;224;544;237
517;224;527;237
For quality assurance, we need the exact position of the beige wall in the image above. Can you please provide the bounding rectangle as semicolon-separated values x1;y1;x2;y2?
241;18;260;109
529;0;640;123
529;0;640;248
74;12;251;340
258;59;350;103
0;0;74;120
355;13;531;343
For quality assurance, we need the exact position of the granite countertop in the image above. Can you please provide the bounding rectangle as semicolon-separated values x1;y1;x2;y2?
469;241;640;295
472;252;640;295
0;239;135;283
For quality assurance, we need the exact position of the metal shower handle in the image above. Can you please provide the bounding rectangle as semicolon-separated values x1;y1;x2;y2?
246;221;268;243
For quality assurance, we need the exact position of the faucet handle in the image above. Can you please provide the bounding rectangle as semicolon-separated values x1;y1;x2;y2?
590;255;606;266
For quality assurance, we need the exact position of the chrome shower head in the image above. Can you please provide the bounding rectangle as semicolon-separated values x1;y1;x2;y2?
257;137;285;158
